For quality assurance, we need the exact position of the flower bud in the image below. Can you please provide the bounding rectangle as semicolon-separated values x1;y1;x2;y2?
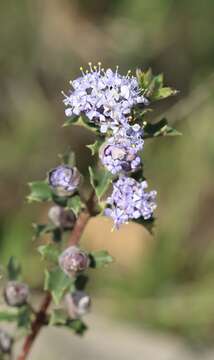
4;281;29;307
48;205;76;230
65;291;91;318
48;165;81;197
0;329;13;354
59;246;90;277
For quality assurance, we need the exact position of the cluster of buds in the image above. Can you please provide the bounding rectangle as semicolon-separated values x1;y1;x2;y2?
0;329;13;354
48;205;76;230
4;281;29;307
59;246;90;277
48;165;81;197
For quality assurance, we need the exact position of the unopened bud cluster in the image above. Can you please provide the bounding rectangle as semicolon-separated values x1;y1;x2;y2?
48;205;76;229
59;246;90;277
4;281;29;307
48;165;81;197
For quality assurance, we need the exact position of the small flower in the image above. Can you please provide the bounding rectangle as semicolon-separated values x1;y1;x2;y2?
99;124;144;174
63;63;149;133
65;291;91;318
105;176;157;228
48;165;81;197
48;205;76;229
59;246;90;277
0;329;13;354
4;281;29;307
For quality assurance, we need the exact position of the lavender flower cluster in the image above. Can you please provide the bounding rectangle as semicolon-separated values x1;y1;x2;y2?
63;63;148;133
62;63;157;228
105;177;157;228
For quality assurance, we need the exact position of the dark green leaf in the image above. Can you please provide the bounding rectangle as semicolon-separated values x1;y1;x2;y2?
27;181;52;203
89;166;112;201
44;268;75;305
133;217;155;234
75;274;89;291
143;119;182;138
64;115;98;134
17;306;31;329
90;250;114;268
67;195;85;217
52;228;63;243
7;257;21;281
66;319;88;335
38;244;60;263
32;223;56;240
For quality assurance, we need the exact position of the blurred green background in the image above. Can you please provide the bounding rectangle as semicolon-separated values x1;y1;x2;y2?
1;0;214;346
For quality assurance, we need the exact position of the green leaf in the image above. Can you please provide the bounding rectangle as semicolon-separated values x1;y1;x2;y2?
49;309;67;326
133;217;155;234
32;223;56;240
7;257;21;281
27;181;52;203
66;319;88;335
67;195;85;217
86;139;102;156
44;268;75;305
17;306;31;329
89;166;112;201
151;87;178;101
143;119;182;138
90;250;114;268
38;244;60;263
0;310;19;322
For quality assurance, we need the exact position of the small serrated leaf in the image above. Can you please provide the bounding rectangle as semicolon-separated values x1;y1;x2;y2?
32;223;56;240
66;319;88;335
49;309;67;326
67;195;85;217
86;140;102;156
38;244;60;263
17;306;31;329
90;250;114;268
44;268;75;305
64;115;98;133
143;119;181;138
89;166;112;201
27;181;52;203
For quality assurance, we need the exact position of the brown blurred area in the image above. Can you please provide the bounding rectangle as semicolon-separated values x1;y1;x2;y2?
1;0;214;345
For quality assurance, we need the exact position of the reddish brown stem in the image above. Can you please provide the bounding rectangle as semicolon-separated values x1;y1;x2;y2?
17;191;95;360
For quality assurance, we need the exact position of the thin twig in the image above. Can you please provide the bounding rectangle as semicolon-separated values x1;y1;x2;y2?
17;190;95;360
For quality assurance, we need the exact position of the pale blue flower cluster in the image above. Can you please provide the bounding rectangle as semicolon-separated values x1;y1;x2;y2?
105;177;157;228
63;63;148;133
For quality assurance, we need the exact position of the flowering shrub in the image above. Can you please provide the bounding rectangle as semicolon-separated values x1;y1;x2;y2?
0;64;179;359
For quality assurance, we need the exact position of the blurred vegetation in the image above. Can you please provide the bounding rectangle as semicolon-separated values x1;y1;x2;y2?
0;0;214;344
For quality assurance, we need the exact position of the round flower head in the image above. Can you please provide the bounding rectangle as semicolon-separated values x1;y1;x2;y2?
105;176;157;228
65;291;91;318
4;281;29;307
59;246;90;277
99;124;144;174
48;165;81;197
62;63;149;133
48;205;76;230
0;329;13;354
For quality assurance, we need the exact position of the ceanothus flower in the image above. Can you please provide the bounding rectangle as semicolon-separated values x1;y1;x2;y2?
48;165;81;197
99;124;144;174
62;63;149;133
105;176;157;228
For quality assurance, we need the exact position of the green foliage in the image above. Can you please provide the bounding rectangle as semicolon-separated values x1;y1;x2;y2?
49;309;68;325
143;119;182;138
44;268;75;305
136;68;178;101
88;166;112;202
27;181;52;203
90;250;114;268
0;310;19;322
38;244;60;263
17;306;31;329
66;319;88;335
133;217;155;234
87;139;102;156
59;149;76;167
32;223;56;240
67;195;85;216
64;115;98;133
7;257;21;281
